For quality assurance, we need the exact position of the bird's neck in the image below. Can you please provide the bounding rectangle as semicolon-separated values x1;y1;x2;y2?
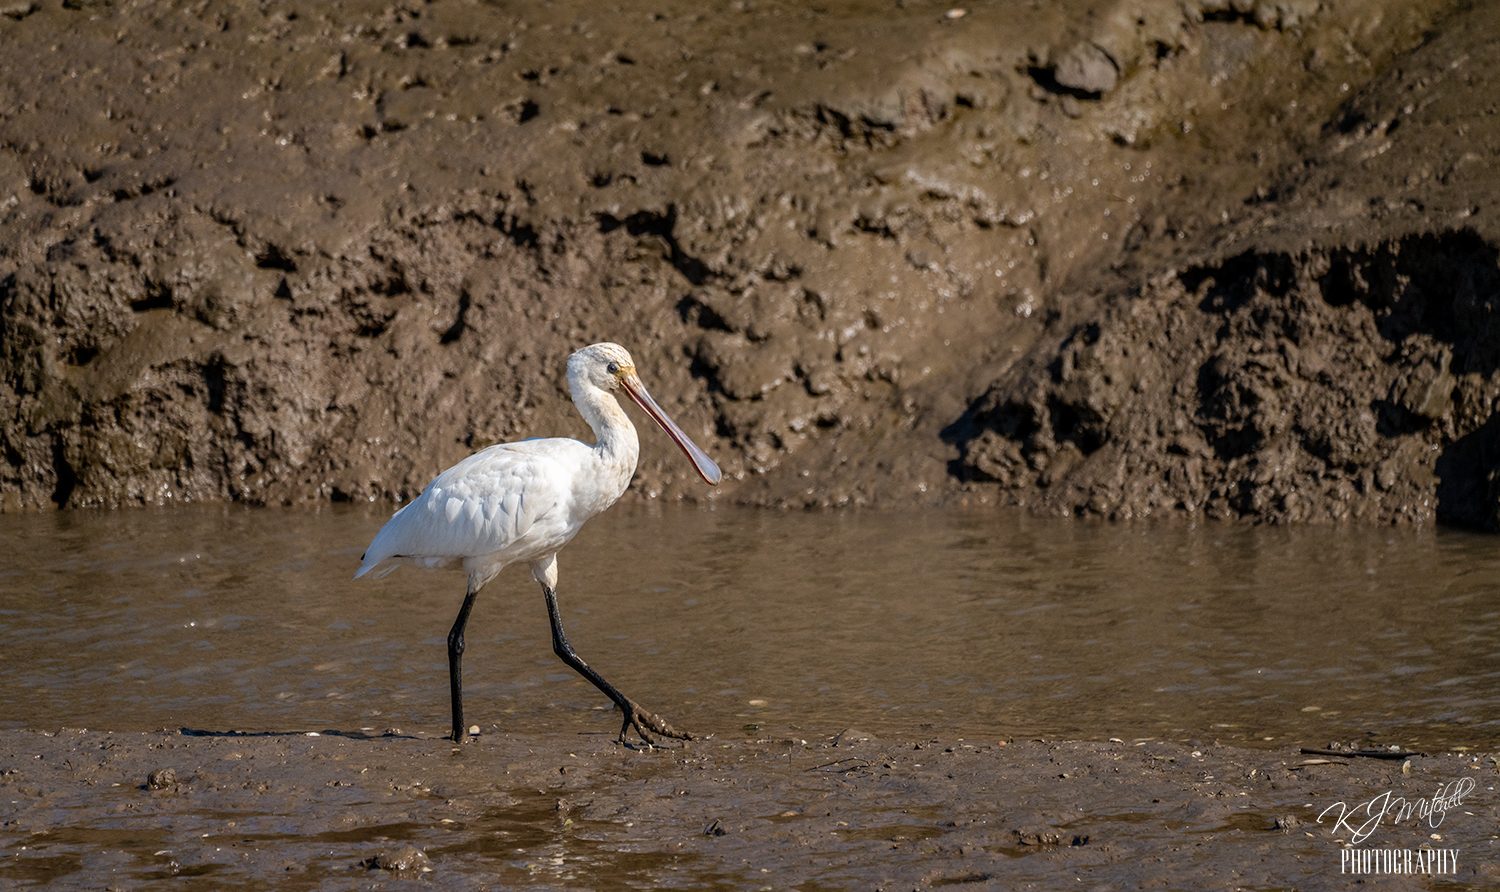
571;379;640;473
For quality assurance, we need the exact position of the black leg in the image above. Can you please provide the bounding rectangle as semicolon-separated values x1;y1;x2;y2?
447;584;479;743
542;584;693;746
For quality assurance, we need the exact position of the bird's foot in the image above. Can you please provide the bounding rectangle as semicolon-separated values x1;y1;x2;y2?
617;699;695;749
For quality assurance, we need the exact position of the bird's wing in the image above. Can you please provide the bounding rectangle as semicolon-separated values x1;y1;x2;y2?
355;442;574;577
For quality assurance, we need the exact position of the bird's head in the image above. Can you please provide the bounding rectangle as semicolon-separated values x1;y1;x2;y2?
567;342;722;486
568;342;638;392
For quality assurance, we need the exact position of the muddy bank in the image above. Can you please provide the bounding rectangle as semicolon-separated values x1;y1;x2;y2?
2;728;1495;888
2;0;1498;523
948;0;1500;527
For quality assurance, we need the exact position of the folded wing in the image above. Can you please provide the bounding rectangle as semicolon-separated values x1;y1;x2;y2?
354;442;570;578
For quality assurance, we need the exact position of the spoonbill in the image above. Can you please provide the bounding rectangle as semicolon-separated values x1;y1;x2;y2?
355;342;722;746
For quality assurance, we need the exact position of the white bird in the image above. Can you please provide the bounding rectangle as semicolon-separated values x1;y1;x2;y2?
355;342;721;746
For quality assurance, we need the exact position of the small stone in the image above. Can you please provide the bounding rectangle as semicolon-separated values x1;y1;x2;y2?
467;725;480;737
1052;41;1119;96
363;846;431;872
1013;828;1064;847
1;2;37;21
146;768;176;790
833;728;874;746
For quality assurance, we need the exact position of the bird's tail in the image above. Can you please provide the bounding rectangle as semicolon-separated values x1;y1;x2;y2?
352;553;401;580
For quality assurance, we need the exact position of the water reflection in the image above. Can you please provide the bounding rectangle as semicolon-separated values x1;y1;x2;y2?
0;504;1495;749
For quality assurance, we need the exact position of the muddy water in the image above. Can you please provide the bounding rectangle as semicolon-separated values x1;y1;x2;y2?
2;505;1497;750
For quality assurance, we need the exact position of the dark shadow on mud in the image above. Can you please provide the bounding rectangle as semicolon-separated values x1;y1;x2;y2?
1319;228;1500;376
1436;412;1500;531
938;394;1021;484
1178;229;1500;369
180;727;423;741
1183;249;1297;314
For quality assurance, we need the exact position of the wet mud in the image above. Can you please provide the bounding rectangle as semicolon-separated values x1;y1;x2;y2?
3;0;1499;524
3;728;1496;889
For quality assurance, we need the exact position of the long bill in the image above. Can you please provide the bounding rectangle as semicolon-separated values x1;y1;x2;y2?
620;375;723;485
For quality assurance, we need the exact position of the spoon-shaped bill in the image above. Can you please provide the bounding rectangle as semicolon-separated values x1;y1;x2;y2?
620;375;723;485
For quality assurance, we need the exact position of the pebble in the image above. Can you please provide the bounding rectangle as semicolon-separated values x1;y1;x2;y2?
363;846;431;872
146;768;176;790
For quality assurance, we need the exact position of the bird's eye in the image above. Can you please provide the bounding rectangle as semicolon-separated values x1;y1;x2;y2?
606;361;621;375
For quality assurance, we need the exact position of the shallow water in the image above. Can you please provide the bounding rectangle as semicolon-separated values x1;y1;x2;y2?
2;503;1497;750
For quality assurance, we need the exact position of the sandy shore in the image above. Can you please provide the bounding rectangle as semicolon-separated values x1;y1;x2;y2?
2;727;1494;888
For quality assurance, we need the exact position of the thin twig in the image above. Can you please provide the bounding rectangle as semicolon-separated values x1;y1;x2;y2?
805;757;871;773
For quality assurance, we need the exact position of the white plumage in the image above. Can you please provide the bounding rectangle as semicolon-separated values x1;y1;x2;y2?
356;439;580;584
356;342;721;746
